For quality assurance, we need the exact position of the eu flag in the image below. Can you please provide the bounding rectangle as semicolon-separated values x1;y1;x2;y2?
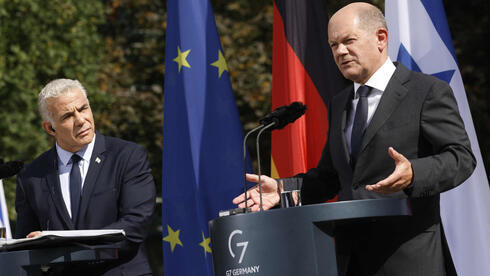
162;0;248;275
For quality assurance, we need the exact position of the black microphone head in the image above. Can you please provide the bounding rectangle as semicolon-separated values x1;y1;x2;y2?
274;102;307;130
259;102;307;130
259;102;306;130
259;105;287;126
0;160;24;179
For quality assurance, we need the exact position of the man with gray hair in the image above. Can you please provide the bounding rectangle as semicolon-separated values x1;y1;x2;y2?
15;79;156;275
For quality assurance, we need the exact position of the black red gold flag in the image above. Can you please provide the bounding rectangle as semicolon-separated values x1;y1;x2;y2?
271;0;346;179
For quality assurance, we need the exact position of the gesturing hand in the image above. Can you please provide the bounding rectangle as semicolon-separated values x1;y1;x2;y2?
232;174;280;212
365;147;413;194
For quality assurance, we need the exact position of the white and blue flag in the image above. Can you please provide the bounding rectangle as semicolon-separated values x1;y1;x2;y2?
0;179;12;239
386;0;490;275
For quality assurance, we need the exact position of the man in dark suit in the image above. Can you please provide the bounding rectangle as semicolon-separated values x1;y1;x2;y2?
233;2;475;275
15;79;156;275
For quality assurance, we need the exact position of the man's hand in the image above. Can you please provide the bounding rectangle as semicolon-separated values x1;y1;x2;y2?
26;231;41;238
232;174;280;212
365;147;413;193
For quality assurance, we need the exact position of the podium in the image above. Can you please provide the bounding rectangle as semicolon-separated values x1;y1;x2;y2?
0;245;118;275
209;198;410;276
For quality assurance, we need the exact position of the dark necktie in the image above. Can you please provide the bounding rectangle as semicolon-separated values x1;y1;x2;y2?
350;85;371;166
70;154;82;225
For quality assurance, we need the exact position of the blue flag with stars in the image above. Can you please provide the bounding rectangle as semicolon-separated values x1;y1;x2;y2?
162;0;248;275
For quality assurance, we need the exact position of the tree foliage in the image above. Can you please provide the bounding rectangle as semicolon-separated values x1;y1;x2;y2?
97;0;165;192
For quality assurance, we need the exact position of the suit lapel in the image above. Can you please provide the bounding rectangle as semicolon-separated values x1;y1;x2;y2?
331;85;353;166
77;133;107;227
360;64;410;154
45;148;74;229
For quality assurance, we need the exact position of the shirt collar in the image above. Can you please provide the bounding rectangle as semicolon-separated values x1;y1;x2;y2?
353;57;396;96
56;134;96;166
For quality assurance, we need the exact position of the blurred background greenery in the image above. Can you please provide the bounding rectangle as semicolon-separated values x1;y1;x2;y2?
1;0;488;274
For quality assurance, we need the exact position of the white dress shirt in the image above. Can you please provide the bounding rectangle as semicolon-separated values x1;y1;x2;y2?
345;58;396;153
56;134;96;218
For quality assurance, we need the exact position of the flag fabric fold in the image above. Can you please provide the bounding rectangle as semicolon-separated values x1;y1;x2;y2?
271;0;346;179
386;1;490;275
162;0;248;275
0;179;12;239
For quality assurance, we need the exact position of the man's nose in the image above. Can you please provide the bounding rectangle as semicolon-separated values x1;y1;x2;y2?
73;112;84;125
335;44;348;55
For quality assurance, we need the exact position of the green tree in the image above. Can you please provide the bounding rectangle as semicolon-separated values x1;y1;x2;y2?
97;0;165;193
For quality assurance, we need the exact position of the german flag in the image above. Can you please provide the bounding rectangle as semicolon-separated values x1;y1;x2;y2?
271;0;346;180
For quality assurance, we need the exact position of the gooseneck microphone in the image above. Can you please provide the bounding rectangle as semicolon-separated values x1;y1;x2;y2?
0;158;24;179
255;122;275;211
254;102;306;210
220;102;307;216
259;102;307;131
242;125;264;212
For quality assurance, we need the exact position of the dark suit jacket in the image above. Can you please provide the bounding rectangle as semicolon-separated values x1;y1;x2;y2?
15;133;156;275
291;63;476;275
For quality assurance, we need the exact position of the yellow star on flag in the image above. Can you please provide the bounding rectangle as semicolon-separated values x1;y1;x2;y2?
210;50;228;78
199;231;212;256
173;46;191;72
163;225;183;252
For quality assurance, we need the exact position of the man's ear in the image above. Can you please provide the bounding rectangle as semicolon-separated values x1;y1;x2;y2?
376;27;388;52
42;121;56;136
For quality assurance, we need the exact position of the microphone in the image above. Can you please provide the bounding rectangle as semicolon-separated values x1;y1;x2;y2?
255;102;306;210
247;102;306;211
0;158;24;179
259;102;307;131
241;125;263;212
223;102;307;215
220;124;262;216
255;122;275;211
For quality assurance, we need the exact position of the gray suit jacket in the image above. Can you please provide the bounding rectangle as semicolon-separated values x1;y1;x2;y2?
288;63;475;275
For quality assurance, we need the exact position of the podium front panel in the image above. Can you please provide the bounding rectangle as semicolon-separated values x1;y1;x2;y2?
209;199;410;276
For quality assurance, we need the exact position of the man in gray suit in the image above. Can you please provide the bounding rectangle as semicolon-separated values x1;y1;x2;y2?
233;2;475;275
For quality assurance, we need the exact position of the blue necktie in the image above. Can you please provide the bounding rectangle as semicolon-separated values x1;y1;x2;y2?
70;154;82;225
350;85;371;166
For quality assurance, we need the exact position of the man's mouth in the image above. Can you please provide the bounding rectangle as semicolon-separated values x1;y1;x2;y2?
341;60;353;66
77;128;91;137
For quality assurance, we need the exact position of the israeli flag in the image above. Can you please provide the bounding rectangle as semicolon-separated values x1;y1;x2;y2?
0;179;12;239
386;0;490;275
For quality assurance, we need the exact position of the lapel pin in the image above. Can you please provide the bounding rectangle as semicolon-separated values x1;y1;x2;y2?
95;157;101;164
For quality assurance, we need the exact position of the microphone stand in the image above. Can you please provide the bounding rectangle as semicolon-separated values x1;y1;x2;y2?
242;125;264;212
255;122;276;211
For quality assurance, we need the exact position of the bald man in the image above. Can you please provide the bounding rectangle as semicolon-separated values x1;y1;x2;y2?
234;2;475;275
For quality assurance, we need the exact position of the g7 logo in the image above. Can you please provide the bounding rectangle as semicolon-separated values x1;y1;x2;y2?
228;229;248;264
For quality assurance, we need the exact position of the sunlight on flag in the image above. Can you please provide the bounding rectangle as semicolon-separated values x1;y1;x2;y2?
386;1;490;275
